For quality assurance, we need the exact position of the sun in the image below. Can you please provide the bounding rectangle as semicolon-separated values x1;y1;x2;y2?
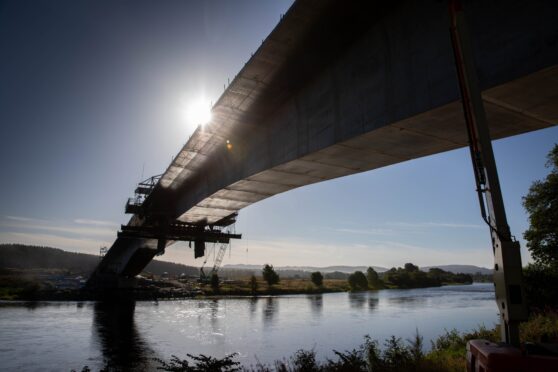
185;98;212;126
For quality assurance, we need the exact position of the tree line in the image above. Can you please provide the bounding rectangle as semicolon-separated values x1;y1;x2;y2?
347;264;473;291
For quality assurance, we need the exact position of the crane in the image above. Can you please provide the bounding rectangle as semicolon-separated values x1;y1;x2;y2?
199;242;229;282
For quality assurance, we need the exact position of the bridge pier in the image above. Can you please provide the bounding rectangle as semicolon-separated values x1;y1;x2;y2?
87;273;138;290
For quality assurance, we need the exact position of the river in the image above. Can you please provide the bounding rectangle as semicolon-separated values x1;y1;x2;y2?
0;283;497;371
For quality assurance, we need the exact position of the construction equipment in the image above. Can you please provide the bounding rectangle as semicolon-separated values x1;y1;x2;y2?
125;174;162;214
121;174;241;259
199;242;229;282
449;0;527;346
450;5;558;369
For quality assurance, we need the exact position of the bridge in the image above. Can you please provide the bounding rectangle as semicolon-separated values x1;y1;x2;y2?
88;0;557;342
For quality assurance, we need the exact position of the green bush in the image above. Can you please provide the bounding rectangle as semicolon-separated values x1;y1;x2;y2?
311;272;323;287
155;353;240;371
347;271;368;290
523;264;558;310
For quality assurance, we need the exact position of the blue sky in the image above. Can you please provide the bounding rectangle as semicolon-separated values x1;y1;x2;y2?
1;0;556;269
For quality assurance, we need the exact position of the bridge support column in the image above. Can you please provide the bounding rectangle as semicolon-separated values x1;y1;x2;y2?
87;273;137;291
449;0;527;346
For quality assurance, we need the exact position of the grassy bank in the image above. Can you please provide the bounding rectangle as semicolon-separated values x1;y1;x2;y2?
0;272;350;300
0;268;54;300
203;278;349;296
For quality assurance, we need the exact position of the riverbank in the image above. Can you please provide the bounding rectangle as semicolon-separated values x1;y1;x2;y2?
0;269;350;301
1;268;478;301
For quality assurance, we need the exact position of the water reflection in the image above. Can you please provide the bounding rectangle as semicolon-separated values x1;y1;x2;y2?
262;297;277;327
23;301;41;311
93;300;157;371
0;301;65;312
307;294;323;316
249;297;258;320
348;292;366;309
0;284;497;370
368;297;379;311
386;296;427;308
209;299;219;330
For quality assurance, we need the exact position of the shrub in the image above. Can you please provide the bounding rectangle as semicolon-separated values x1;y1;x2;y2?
310;272;323;287
155;353;240;371
249;275;258;295
347;271;368;290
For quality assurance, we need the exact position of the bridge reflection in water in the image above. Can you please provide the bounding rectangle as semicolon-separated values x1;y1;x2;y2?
92;300;158;371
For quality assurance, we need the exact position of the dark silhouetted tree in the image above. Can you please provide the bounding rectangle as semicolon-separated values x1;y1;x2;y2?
381;264;472;289
522;144;558;309
348;271;368;290
523;144;558;269
404;263;419;272
366;267;383;289
310;271;323;287
262;264;280;287
249;274;258;295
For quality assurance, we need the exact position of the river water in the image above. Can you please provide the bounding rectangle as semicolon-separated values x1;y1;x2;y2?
0;283;497;371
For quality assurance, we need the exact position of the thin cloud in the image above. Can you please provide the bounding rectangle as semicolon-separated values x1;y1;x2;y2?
74;218;118;227
335;227;394;236
320;221;482;238
4;215;47;223
388;221;483;229
6;223;115;237
1;216;117;238
424;222;483;228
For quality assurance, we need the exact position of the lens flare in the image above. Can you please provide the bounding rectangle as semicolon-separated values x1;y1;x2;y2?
186;98;212;126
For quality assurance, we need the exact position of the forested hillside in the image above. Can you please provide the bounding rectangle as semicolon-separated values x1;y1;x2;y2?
0;244;198;276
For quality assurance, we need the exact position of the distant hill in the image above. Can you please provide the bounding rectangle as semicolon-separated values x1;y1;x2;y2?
0;244;198;277
224;264;388;273
421;265;492;275
0;244;492;279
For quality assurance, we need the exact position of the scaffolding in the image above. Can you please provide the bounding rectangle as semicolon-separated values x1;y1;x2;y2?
125;174;162;214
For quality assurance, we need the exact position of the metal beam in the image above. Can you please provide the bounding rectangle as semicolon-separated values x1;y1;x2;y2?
118;223;241;244
449;0;527;346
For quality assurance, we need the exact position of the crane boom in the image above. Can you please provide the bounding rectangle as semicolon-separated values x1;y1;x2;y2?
449;0;527;346
200;242;229;281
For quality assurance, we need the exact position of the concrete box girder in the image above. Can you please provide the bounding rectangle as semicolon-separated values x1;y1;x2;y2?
92;0;558;286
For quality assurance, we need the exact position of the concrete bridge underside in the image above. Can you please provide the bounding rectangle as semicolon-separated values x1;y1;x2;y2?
90;0;558;287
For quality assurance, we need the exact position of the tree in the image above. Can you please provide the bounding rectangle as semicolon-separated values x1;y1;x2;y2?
310;271;323;287
366;267;383;289
262;264;280;287
522;144;558;309
249;274;258;295
348;271;368;290
523;144;558;269
210;273;220;293
404;263;419;272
